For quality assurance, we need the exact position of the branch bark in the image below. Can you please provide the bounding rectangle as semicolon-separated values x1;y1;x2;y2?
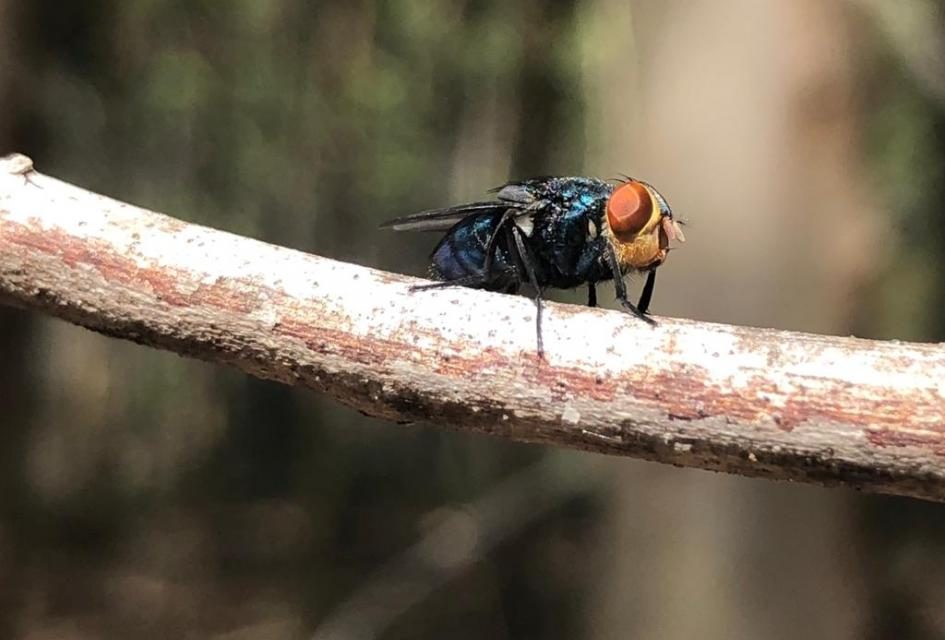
2;153;944;501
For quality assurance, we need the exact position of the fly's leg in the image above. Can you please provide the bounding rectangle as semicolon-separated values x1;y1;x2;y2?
587;283;597;308
482;208;517;282
637;270;656;314
510;226;545;356
605;244;656;326
409;274;488;292
410;270;515;292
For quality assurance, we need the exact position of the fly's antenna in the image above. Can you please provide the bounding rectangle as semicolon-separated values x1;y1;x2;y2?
605;173;636;185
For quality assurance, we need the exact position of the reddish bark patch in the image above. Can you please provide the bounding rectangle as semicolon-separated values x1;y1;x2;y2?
642;361;945;453
527;356;619;403
866;427;945;456
274;317;390;369
190;277;267;314
2;220;267;315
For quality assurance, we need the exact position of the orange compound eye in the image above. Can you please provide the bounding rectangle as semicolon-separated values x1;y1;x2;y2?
606;181;653;240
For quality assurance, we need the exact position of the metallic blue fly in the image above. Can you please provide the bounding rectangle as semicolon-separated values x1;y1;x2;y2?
382;176;685;354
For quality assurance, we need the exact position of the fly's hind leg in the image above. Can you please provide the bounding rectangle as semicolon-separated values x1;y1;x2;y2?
587;283;597;308
409;274;488;292
410;266;520;293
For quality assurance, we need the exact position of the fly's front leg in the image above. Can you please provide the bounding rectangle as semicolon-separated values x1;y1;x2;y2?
587;283;597;308
637;270;656;315
605;244;656;326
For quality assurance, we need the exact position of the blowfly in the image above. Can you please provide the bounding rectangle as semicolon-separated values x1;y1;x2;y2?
381;176;685;355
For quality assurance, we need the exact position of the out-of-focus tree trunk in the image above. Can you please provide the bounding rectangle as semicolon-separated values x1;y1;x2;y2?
585;1;877;637
0;2;36;636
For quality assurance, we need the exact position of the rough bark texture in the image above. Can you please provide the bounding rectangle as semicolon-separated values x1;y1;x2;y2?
2;154;945;501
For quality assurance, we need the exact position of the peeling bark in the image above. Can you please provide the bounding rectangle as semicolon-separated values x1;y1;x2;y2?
2;154;945;501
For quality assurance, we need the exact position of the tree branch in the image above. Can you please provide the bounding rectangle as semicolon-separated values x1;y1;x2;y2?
2;153;944;501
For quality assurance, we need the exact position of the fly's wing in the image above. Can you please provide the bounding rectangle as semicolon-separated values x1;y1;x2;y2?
379;202;507;232
381;177;556;232
490;177;550;205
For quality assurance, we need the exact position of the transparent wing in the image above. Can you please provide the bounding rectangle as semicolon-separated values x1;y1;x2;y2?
381;201;525;232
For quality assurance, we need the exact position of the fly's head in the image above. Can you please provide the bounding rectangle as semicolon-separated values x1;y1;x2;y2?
604;179;685;271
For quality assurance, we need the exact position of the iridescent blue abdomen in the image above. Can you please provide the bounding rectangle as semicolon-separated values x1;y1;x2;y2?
430;212;518;290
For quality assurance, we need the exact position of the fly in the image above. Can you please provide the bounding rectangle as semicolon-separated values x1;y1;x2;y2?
381;176;686;356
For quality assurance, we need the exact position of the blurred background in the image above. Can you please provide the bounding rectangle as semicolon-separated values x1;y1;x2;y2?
1;0;945;638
